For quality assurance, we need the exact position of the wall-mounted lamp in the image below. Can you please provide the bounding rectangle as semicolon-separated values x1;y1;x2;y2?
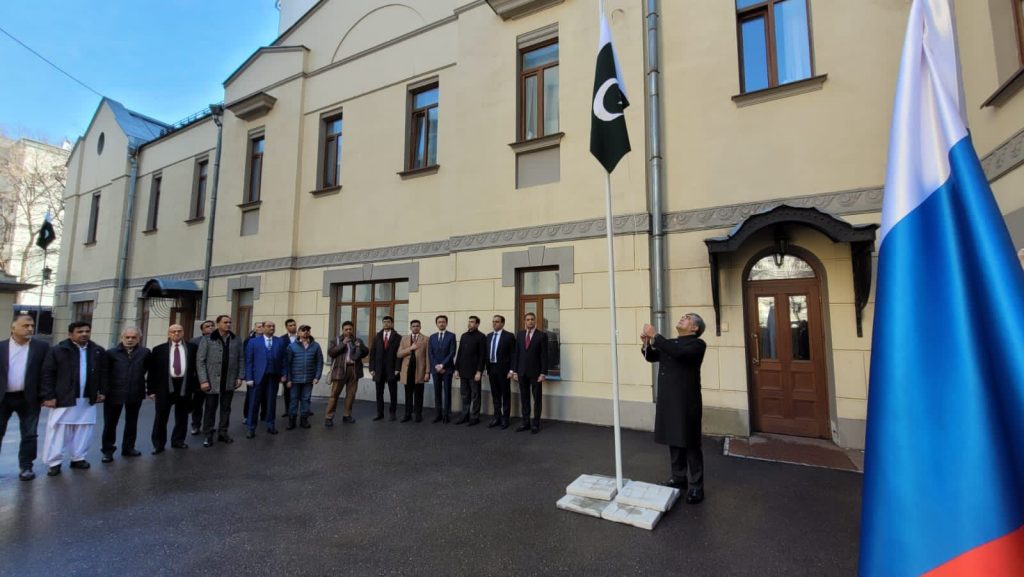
210;103;224;128
773;231;789;268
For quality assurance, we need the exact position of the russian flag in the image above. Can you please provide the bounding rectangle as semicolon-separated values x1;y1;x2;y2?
860;1;1024;575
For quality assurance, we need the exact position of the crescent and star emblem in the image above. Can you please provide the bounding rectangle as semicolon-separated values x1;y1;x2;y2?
593;78;624;122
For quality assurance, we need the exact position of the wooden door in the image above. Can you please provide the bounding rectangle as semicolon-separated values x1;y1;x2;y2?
745;277;829;438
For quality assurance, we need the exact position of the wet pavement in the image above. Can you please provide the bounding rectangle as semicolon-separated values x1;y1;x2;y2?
0;397;861;576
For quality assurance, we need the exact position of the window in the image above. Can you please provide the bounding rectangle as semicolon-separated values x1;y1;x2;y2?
85;193;100;244
233;289;254;339
320;115;343;189
519;40;559;141
190;159;208;220
73;300;94;325
516;268;561;376
331;280;409;359
1015;0;1024;66
408;85;438;170
736;0;813;93
145;175;161;232
244;135;265;203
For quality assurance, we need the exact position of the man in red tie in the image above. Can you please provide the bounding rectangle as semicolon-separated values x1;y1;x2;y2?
513;312;548;434
369;316;402;421
147;325;199;453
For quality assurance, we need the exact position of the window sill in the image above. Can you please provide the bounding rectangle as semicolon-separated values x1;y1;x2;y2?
509;132;564;154
142;228;158;235
185;216;205;225
982;66;1024;108
732;74;828;108
310;185;342;197
237;200;262;212
397;165;440;179
83;241;97;247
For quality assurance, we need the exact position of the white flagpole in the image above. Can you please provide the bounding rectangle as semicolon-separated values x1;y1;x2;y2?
604;171;624;492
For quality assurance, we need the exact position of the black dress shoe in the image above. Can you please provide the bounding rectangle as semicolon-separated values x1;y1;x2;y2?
531;426;540;434
664;477;686;489
123;449;142;458
414;414;422;423
101;454;114;463
202;436;214;447
487;418;499;428
468;419;480;427
267;428;279;435
69;460;90;470
500;420;510;430
388;414;396;422
151;447;165;455
342;416;355;424
400;415;412;423
171;442;189;449
281;411;289;418
300;417;311;429
218;434;234;443
515;423;530;432
47;465;61;476
685;489;705;504
19;469;36;481
190;427;201;436
287;417;297;430
325;418;334;428
372;414;384;421
432;414;442;423
245;430;256;439
455;415;469;425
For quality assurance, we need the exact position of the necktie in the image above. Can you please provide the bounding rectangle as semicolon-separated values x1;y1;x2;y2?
407;337;417;384
173;343;182;377
384;332;390;349
491;333;499;363
266;338;272;351
525;331;532;349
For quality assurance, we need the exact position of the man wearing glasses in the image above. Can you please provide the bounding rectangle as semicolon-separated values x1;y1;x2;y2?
641;313;708;504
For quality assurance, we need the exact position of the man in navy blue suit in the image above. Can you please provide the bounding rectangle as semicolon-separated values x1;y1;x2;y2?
427;315;456;424
244;320;287;438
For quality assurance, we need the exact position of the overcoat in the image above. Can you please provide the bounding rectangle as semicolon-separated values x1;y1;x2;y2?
642;334;706;448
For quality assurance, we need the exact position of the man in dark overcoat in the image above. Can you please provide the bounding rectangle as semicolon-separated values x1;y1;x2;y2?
641;313;708;504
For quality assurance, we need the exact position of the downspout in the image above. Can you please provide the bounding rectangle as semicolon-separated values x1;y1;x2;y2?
645;0;666;400
111;146;139;346
199;104;225;323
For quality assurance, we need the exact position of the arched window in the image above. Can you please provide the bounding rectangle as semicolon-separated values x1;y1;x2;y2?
748;254;815;281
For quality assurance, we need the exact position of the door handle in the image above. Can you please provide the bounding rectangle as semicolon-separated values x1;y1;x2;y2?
751;333;760;366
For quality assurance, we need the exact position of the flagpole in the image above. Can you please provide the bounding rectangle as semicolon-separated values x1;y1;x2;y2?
604;171;624;492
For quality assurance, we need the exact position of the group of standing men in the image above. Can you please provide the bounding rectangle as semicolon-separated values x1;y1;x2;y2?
324;312;550;434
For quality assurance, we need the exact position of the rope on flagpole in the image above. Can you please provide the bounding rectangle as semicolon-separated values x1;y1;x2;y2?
605;171;624;492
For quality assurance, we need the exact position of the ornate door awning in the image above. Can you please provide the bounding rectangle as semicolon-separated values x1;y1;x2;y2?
141;278;201;299
703;205;879;336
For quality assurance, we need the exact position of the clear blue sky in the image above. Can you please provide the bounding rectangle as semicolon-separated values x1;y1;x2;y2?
0;1;281;146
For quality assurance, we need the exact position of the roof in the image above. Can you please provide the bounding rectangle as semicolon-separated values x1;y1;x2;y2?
104;98;171;150
141;278;202;298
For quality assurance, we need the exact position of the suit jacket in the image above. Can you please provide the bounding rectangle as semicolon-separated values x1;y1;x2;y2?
515;329;549;379
40;339;106;407
102;344;151;403
327;336;369;380
245;335;287;383
427;331;456;376
369;330;402;382
643;334;706;448
454;329;487;376
147;340;199;400
397;333;429;385
0;338;49;405
483;330;517;376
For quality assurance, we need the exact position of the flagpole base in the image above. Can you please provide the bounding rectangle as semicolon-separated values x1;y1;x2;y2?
558;474;680;530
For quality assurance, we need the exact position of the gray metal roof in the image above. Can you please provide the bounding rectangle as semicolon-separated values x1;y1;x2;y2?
105;98;170;150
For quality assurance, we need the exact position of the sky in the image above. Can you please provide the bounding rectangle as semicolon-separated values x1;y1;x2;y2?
0;1;282;146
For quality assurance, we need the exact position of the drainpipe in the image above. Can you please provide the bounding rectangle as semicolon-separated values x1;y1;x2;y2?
645;0;667;400
199;104;225;323
111;146;139;346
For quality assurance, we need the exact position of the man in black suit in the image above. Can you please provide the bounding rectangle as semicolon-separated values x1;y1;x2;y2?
0;314;49;480
100;327;150;462
147;324;198;454
369;316;401;421
454;315;487;426
484;315;516;429
513;312;548;434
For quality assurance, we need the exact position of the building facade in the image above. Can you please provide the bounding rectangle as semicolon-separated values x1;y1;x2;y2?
56;0;1024;448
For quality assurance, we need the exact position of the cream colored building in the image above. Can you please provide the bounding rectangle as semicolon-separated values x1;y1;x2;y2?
56;0;1024;449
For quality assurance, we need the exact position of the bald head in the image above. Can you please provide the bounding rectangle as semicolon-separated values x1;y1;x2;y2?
168;324;184;344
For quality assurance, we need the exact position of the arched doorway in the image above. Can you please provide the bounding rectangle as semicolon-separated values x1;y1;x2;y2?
743;249;830;438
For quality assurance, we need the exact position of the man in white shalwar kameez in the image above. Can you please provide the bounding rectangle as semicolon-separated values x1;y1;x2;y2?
40;321;105;476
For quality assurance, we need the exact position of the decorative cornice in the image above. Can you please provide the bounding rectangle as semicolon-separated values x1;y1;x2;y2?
663;187;884;233
450;214;650;252
981;127;1024;183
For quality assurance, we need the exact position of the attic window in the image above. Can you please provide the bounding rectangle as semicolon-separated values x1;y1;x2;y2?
97;133;105;155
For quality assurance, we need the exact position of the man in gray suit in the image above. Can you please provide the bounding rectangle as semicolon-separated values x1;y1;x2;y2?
189;319;214;435
0;315;49;480
197;315;244;447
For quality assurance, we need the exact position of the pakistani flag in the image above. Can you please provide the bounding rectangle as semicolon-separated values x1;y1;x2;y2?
590;7;630;173
35;211;55;250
